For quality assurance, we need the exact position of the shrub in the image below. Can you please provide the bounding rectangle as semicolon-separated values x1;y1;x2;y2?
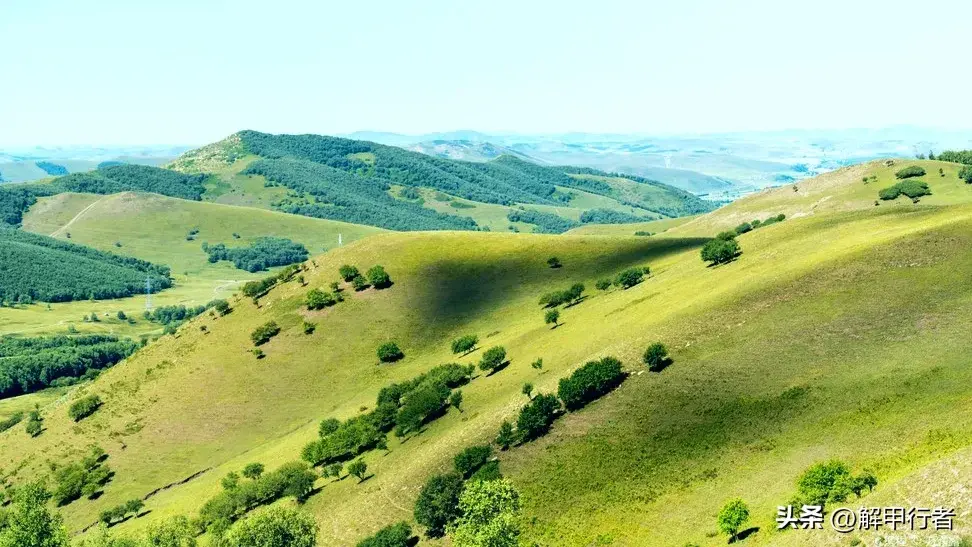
614;268;644;289
531;358;543;370
52;446;111;505
302;321;316;334
544;309;560;327
451;334;478;355
377;342;404;363
700;238;741;265
449;479;522;547
595;278;611;291
516;393;561;441
734;222;752;234
960;165;972;183
348;459;368;482
250;321;280;346
449;390;463;411
557;356;624;411
496;421;515;450
357;521;412;547
414;473;464;538
793;460;876;508
468;460;503;483
198;461;317;528
897;179;931;199
339;265;360;281
0;411;24;433
226;507;318;547
878;185;901;200
395;381;450;435
643;342;669;371
68;395;102;422
454;445;493;479
366;265;392;289
242;463;265;479
717;498;750;541
351;275;370;291
895;165;926;179
25;408;43;437
306;288;336;310
479;346;507;373
203;237;308;272
546;257;562;268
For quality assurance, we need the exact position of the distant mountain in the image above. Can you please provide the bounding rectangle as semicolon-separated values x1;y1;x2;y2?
406;140;541;163
0;145;191;183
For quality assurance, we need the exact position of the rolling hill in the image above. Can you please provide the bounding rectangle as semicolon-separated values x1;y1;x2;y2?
3;156;972;545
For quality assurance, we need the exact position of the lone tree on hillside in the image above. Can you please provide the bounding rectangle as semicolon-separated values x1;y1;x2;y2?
479;346;507;374
338;264;360;281
377;342;404;363
643;342;670;372
451;334;479;355
717;498;750;542
522;383;534;399
348;459;368;482
701;232;741;266
546;257;562;268
544;309;560;328
531;358;544;371
366;265;392;289
614;268;645;289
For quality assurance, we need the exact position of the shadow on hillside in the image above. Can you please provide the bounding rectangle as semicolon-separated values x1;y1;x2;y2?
486;360;510;376
731;527;759;543
648;357;673;373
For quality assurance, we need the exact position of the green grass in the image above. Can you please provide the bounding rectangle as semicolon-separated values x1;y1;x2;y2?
0;387;69;422
5;159;972;546
567;214;699;235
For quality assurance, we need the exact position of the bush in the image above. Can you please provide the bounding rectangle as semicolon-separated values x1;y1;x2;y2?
242;463;265;479
303;321;316;334
52;446;111;505
226;507;318;547
643;342;669;371
546;257;562;268
450;479;522;547
377;342;404;363
516;393;561;441
614;268;644;289
557;356;624;411
211;299;231;315
879;180;931;201
351;275;370;291
0;411;24;433
479;346;507;373
198;462;317;528
414;473;464;538
595;278;612;291
717;498;750;541
878;185;901;200
496;421;515;450
960;165;972;183
700;238;741;265
25;409;42;437
339;265;360;282
544;309;560;327
306;288;336;310
451;334;478;355
357;521;412;547
895;165;926;179
68;395;102;422
734;222;752;234
250;321;281;346
454;445;493;479
366;265;392;289
468;460;503;483
203;237;308;272
395;381;450;435
793;459;876;508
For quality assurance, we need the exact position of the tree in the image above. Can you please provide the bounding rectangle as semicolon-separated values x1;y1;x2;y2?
895;165;926;179
595;278;611;291
454;445;493;479
960;165;972;184
0;482;69;547
449;479;522;547
734;222;753;235
324;463;343;479
348;459;368;482
449;390;463;412
531;358;543;371
242;463;265;479
377;342;404;363
143;516;197;547
701;238;741;266
221;471;240;490
356;521;412;547
546;257;562;268
116;310;127;321
25;407;43;437
557;357;624;411
496;421;515;450
522;383;534;399
226;507;317;547
717;498;750;542
250;321;281;346
339;264;360;281
614;268;644;289
414;473;464;538
479;346;507;373
68;394;102;422
306;288;336;310
366;265;392;289
544;309;560;328
451;334;479;355
643;342;669;372
351;275;370;291
516;393;561;441
319;417;341;436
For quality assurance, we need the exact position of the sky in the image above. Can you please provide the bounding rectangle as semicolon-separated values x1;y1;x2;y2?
2;0;971;145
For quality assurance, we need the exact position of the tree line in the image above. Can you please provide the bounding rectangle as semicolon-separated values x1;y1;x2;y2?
203;237;309;272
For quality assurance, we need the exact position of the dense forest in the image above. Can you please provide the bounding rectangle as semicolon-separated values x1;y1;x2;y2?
507;209;580;234
579;208;650;224
0;334;138;398
0;227;172;303
204;237;310;272
938;150;972;165
244;158;478;231
35;161;69;176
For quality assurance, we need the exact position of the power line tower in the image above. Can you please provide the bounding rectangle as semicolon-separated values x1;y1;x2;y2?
145;276;153;312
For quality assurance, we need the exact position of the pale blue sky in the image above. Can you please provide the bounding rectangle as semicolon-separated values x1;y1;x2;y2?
2;0;970;145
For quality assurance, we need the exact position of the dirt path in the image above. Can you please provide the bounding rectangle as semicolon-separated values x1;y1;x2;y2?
50;196;105;237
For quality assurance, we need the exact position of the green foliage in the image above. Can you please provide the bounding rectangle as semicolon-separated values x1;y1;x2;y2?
377;342;404;363
449;479;522;547
522;383;534;398
0;482;69;547
339;265;360;281
25;408;42;437
614;267;645;289
68;394;102;422
516;393;562;441
146;303;211;326
454;445;493;479
356;521;411;547
395;381;450;436
538;283;585;308
203;237;308;272
546;257;562;268
579;208;648;224
479;346;507;373
305;288;336;310
52;445;111;505
144;516;197;547
717;498;749;540
643;342;669;372
544;309;560;327
468;461;503;483
366;265;392;289
449;390;463;411
250;321;280;346
0;334;137;398
0;226;172;303
878;179;932;201
348;459;368;481
413;473;464;538
495;421;515;450
451;334;479;355
937;150;972;165
351;275;370;291
507;209;578;233
895;165;927;179
99;498;144;525
557;356;625;411
0;412;23;433
734;222;753;234
225;507;318;547
700;237;741;265
198;461;317;528
878;186;901;200
302;413;384;466
959;165;972;183
794;460;877;508
54;164;209;200
0;186;46;226
595;278;612;291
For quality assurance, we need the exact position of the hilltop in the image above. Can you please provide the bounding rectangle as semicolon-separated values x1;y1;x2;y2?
2;155;972;545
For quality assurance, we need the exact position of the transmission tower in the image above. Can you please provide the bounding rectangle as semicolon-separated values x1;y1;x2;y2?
145;276;153;311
